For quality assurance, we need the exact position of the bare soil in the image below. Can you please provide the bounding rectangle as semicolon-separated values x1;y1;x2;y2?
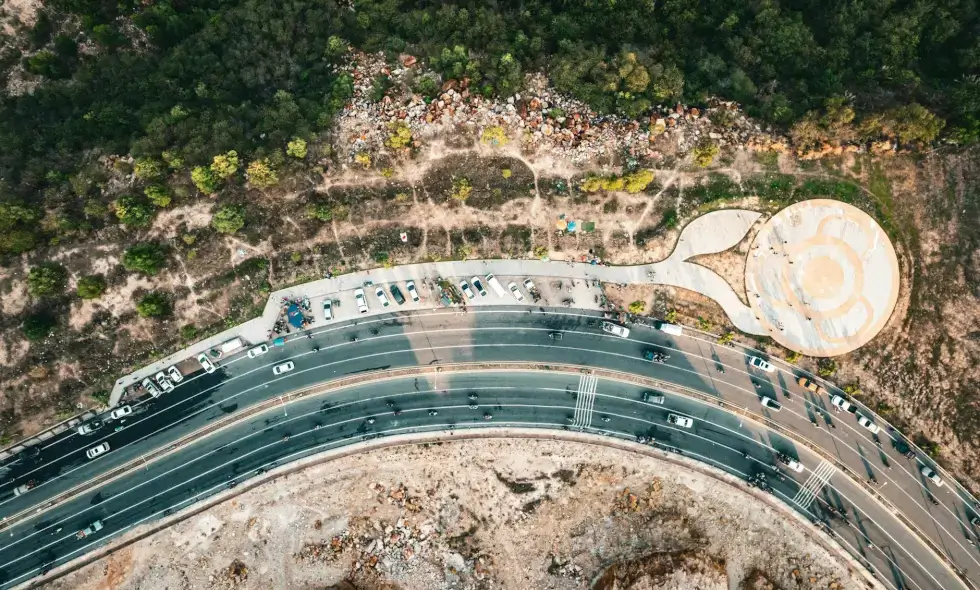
42;439;866;590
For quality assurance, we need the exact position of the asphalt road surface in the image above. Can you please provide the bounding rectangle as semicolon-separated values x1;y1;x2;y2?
0;307;977;589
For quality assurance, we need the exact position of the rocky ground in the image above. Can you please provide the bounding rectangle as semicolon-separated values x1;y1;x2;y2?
43;439;868;590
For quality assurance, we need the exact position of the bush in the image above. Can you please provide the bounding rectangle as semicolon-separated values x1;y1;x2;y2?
628;300;646;314
191;166;221;195
211;150;240;179
817;358;839;377
660;207;678;229
137;292;170;318
76;274;107;299
501;168;512;178
286;137;308;159
450;177;473;201
180;324;198;340
696;316;711;330
114;195;155;226
22;311;56;341
665;309;677;323
134;157;164;180
246;159;279;188
385;121;413;149
212;204;246;234
692;139;720;168
480;126;508;147
623;169;655;193
717;331;735;345
144;184;172;207
785;350;802;364
305;203;333;221
122;242;168;275
91;390;111;406
27;262;68;297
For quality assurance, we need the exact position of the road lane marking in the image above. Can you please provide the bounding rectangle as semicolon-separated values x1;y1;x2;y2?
572;374;597;429
793;460;836;509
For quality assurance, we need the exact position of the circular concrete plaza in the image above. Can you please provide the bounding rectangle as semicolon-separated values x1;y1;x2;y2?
744;199;900;357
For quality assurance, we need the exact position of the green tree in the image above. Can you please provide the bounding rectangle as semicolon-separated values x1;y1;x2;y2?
122;242;168;275
22;311;56;341
191;166;221;195
134;157;165;180
211;204;246;233
211;150;240;179
286;137;308;159
137;292;170;318
144;184;172;207
246;159;279;188
114;196;155;226
884;103;946;144
27;262;68;297
76;274;107;299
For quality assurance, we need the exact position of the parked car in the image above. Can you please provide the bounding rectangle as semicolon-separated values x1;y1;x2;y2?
166;366;183;383
390;285;406;305
749;356;776;373
77;419;103;435
85;442;110;460
760;396;782;411
601;322;630;338
354;288;369;313
273;361;295;375
667;414;694;428
856;413;881;434
470;277;487;296
141;377;162;398
507;282;525;302
797;376;827;395
322;299;333;321
154;371;174;391
522;278;536;292
248;344;270;358
375;287;390;308
830;395;856;413
405;280;421;302
459;280;475;299
197;353;217;374
921;466;944;487
110;405;133;420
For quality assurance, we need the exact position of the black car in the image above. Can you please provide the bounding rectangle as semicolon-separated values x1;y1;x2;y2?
390;285;406;305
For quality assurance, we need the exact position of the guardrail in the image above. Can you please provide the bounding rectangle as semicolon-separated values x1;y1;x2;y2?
0;411;97;464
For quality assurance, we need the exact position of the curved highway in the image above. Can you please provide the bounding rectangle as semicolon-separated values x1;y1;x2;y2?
0;307;977;589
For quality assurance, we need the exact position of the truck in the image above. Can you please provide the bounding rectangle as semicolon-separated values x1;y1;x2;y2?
654;321;683;336
76;520;103;539
484;274;507;298
601;321;630;338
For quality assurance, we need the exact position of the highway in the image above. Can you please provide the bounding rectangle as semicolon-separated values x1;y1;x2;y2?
0;307;977;589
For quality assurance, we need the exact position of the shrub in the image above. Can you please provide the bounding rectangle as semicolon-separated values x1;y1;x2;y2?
717;331;735;345
353;152;372;168
660;207;678;229
91;390;111;406
211;150;239;179
137;291;170;318
133;157;164;180
247;159;279;188
144;184;172;207
623;169;655;193
191;166;221;195
785;350;802;364
692;139;720;168
122;242;168;275
817;358;839;378
286;137;308;159
628;300;646;314
76;274;107;299
114;195;155;226
533;245;548;258
696;316;711;330
180;324;198;340
22;311;56;341
385;121;413;149
305;203;333;221
501;168;512;178
211;204;246;234
480;126;508;147
450;177;473;201
665;309;677;323
27;262;68;297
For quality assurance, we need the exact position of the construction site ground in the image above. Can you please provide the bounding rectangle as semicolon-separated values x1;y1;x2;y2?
43;438;867;590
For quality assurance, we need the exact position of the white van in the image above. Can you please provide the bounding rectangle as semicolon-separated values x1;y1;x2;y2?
219;338;244;356
484;274;507;298
656;321;683;336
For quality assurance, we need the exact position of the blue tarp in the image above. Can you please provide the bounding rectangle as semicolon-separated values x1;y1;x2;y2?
286;304;304;329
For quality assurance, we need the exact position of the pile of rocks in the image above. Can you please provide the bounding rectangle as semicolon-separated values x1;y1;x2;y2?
333;51;791;167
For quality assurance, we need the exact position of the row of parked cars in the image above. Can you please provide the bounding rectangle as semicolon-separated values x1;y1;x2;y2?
352;280;422;314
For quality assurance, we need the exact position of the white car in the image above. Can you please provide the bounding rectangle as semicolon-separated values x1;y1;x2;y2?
248;344;270;358
354;288;369;313
459;280;475;299
110;405;133;420
405;280;421;302
856;414;881;434
166;366;183;383
77;419;102;435
273;361;295;375
522;278;536;292
375;287;390;307
141;377;162;398
86;442;110;460
921;466;944;487
601;322;630;338
667;414;693;428
323;299;333;320
749;356;775;373
154;371;174;392
760;396;782;411
507;282;525;302
470;277;487;296
197;353;216;374
830;395;855;413
13;484;32;497
784;458;805;473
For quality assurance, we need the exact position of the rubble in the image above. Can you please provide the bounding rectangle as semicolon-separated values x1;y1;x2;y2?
333;52;795;168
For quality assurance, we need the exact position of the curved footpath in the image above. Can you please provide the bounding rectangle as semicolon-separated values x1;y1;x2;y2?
0;308;976;590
